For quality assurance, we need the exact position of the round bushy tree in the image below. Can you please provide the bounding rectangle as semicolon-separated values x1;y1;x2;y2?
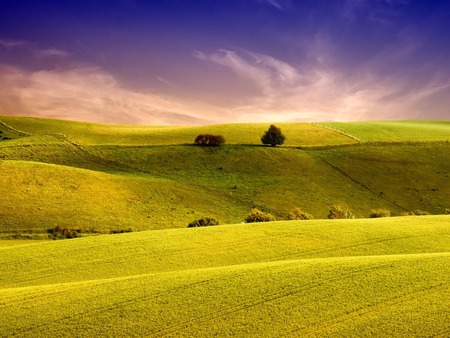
261;125;285;147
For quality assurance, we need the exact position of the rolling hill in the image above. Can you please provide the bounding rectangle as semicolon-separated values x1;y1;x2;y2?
0;217;449;337
0;116;449;237
0;116;449;337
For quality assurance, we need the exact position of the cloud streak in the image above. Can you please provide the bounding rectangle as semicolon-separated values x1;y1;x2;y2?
259;0;284;10
0;65;227;125
0;39;70;58
195;48;450;122
1;45;448;126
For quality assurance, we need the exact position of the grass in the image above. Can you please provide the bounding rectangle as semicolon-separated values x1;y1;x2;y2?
316;120;450;142
1;117;449;236
0;217;449;337
1;116;449;336
0;116;357;146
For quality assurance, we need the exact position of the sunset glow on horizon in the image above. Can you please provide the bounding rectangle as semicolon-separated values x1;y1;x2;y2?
1;0;449;125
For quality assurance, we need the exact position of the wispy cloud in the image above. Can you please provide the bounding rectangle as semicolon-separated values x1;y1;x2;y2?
0;39;30;49
257;0;291;11
0;38;70;58
260;0;283;10
34;48;71;58
195;48;450;122
0;65;226;125
1;43;448;125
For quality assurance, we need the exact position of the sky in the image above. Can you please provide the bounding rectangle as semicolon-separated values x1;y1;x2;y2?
0;0;449;125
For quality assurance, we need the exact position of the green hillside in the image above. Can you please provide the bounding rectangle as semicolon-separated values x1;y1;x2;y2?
0;116;449;237
0;217;449;337
0;116;356;146
316;120;450;142
1;116;449;336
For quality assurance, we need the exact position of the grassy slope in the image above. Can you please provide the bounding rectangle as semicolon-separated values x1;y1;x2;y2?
316;120;450;142
0;117;449;236
0;217;449;337
0;116;356;146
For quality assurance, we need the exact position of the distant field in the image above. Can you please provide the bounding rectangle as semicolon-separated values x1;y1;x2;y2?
0;217;449;337
316;120;450;142
0;116;356;146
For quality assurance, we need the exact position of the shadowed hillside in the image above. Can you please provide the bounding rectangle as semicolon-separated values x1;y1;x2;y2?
0;116;449;237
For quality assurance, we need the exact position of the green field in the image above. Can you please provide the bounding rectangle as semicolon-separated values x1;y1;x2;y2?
0;217;449;337
0;116;356;146
1;117;449;237
0;116;449;336
316;120;450;142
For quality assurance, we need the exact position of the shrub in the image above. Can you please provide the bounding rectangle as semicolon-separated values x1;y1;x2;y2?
110;228;134;234
369;208;391;218
401;210;431;216
261;125;285;147
327;204;355;219
443;208;450;215
187;217;219;227
287;208;314;220
194;134;225;146
47;225;82;239
245;208;276;223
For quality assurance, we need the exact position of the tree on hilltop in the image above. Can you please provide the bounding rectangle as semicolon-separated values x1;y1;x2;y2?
194;134;225;146
261;125;285;147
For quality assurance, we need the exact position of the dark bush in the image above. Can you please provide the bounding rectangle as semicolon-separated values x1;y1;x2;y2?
194;134;225;146
245;208;276;223
47;225;82;239
287;207;314;220
110;228;134;234
369;208;391;218
327;204;355;219
187;217;220;227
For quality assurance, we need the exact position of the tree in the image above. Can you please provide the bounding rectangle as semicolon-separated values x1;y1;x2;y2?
261;125;285;147
194;134;225;146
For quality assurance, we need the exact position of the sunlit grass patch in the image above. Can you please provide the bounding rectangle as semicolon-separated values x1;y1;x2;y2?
316;120;450;142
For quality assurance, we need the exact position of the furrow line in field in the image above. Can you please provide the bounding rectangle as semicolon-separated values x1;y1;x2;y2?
3;262;293;337
312;153;408;211
275;234;435;263
286;282;449;337
149;262;397;337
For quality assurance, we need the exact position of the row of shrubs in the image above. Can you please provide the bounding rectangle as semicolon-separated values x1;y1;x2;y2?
188;205;450;227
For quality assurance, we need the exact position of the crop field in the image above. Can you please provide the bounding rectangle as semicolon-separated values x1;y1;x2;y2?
0;217;449;337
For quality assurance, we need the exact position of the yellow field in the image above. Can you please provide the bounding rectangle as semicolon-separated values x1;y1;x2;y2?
0;217;449;337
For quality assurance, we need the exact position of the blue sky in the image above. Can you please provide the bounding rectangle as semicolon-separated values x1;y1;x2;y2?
0;0;449;125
